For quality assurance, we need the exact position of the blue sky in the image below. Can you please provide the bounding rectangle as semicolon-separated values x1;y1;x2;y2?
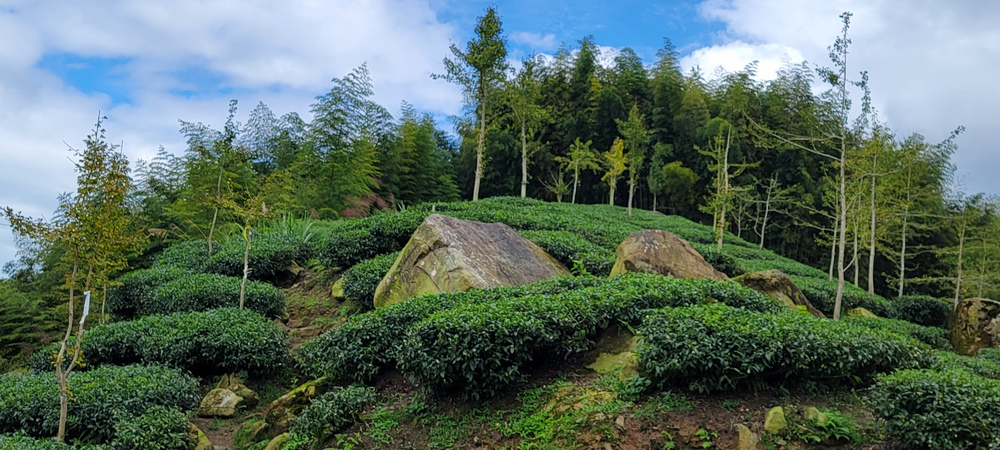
2;0;999;270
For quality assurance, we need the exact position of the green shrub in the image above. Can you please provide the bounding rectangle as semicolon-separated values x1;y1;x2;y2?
789;275;892;317
147;273;285;318
31;308;289;375
638;303;930;393
297;276;606;382
888;295;952;328
203;232;313;282
933;352;1000;379
979;348;1000;365
290;386;376;444
152;240;209;271
341;252;399;312
110;406;192;450
320;212;427;268
0;365;199;442
519;230;615;276
699;251;746;278
872;368;1000;449
843;316;953;350
395;275;784;399
106;267;190;320
0;433;99;449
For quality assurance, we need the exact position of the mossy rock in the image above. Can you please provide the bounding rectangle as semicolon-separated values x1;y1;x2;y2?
847;307;878;318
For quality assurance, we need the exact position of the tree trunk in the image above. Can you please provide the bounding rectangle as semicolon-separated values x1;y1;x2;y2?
852;224;859;287
833;142;848;321
609;181;615;206
898;170;911;297
955;218;966;308
208;156;225;257
718;129;730;253
868;153;878;295
240;226;251;309
627;176;636;217
652;193;657;213
520;121;528;199
759;181;773;249
571;164;579;204
473;84;486;202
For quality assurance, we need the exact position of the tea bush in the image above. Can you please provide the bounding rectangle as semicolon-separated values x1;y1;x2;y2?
290;386;376;445
519;230;614;276
872;368;1000;449
296;276;607;381
320;212;427;268
843;316;952;350
933;351;1000;379
396;275;784;399
638;303;930;393
152;240;209;271
888;295;951;328
789;275;892;317
698;250;746;278
341;252;399;312
0;433;99;449
203;232;313;282
147;273;284;318
109;405;192;450
0;365;199;442
106;266;190;320
31;308;289;375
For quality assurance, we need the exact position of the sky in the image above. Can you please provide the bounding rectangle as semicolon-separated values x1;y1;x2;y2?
1;0;998;270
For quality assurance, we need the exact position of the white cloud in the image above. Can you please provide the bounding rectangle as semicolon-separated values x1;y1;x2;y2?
0;0;465;268
680;42;804;81
697;0;1000;197
511;31;557;51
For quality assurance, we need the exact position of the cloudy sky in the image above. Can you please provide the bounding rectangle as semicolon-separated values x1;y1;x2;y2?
1;0;998;269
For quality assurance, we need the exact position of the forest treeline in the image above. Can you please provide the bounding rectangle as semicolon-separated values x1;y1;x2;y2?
3;8;999;363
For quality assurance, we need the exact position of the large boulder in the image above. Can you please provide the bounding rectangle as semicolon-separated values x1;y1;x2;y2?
735;269;826;318
951;297;1000;356
373;214;570;308
608;230;726;280
198;388;244;418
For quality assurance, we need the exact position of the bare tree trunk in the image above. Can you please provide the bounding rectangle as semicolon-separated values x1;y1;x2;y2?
473;90;486;202
868;153;877;295
955;218;966;308
240;226;251;309
609;181;615;206
898;170;912;297
652;193;657;213
759;179;774;249
717;129;731;253
571;164;579;204
627;176;636;217
833;140;848;321
208;156;225;257
56;256;88;442
852;223;859;287
520;121;528;199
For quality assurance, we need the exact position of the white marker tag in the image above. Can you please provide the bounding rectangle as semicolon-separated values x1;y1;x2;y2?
80;291;91;325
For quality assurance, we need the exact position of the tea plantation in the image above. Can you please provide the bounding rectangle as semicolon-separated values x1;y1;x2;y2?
3;198;997;449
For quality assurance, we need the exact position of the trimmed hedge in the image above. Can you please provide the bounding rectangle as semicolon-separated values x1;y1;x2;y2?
872;368;1000;450
147;273;285;318
519;230;614;276
297;276;608;382
699;250;746;278
843;315;953;350
106;266;190;320
0;434;99;449
320;212;427;268
110;406;192;450
152;240;209;271
395;274;784;399
0;365;200;443
203;232;313;282
638;303;930;393
341;252;399;312
934;351;1000;380
290;386;376;444
31;308;289;375
888;295;951;328
789;275;892;317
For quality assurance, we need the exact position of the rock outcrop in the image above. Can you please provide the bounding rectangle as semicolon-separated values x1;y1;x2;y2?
198;388;243;418
608;230;726;280
951;297;1000;356
373;214;570;308
735;269;826;318
846;307;877;318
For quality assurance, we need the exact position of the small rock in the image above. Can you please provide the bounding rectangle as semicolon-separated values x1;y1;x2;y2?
263;433;289;450
331;278;345;299
199;388;244;418
804;406;829;427
734;423;761;450
188;424;213;450
615;415;625;430
764;406;787;435
846;307;877;318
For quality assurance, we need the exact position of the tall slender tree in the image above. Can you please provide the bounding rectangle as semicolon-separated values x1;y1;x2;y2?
617;104;650;216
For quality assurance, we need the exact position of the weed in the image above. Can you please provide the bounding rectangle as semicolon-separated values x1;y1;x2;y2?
723;399;740;411
696;427;718;448
366;406;400;445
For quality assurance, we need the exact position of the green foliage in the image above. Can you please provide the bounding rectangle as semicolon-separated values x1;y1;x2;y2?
203;232;313;282
0;365;199;442
297;276;604;382
290;386;376;446
110;406;192;450
789;275;892;317
699;251;746;278
396;274;782;399
638;303;931;393
843;315;952;350
888;295;951;328
152;240;210;271
0;433;100;449
0;282;47;360
341;252;399;312
105;266;190;320
31;308;289;375
933;351;1000;379
872;368;1000;449
320;212;427;268
148;273;285;318
519;230;614;276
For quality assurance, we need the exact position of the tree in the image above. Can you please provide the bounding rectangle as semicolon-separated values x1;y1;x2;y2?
433;7;508;202
602;138;627;206
555;138;601;204
617;104;650;217
752;175;795;249
647;143;674;212
698;119;758;252
2;116;145;441
506;56;546;198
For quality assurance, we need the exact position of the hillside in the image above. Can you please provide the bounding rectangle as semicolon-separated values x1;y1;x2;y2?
3;198;998;450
